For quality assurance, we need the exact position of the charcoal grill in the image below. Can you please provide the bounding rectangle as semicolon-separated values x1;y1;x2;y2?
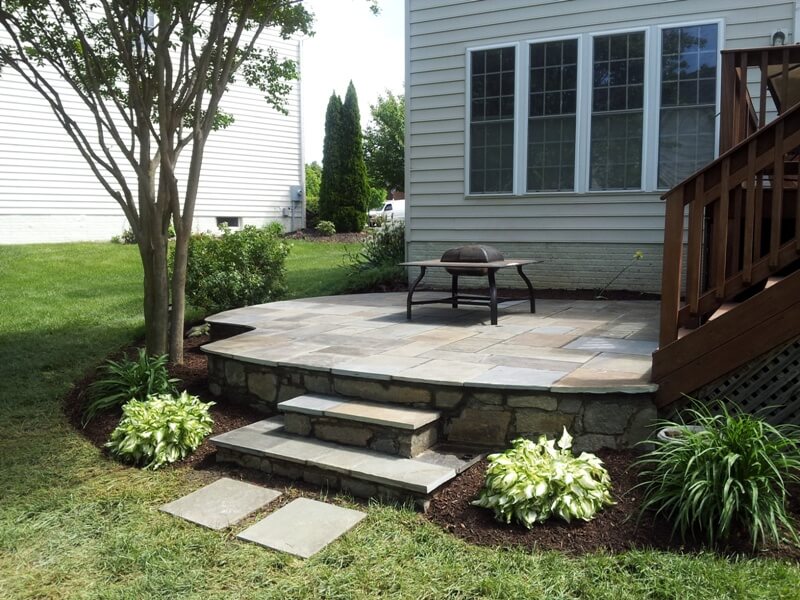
399;246;540;325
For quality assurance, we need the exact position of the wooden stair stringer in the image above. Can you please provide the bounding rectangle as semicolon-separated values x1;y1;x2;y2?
652;269;800;408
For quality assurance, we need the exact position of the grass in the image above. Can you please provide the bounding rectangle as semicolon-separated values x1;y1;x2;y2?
284;239;355;299
1;242;799;599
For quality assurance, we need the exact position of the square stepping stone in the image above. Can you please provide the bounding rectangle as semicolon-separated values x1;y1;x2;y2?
160;478;281;530
237;498;365;558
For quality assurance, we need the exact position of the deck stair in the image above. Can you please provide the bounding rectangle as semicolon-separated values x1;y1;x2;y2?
210;395;481;508
654;45;800;410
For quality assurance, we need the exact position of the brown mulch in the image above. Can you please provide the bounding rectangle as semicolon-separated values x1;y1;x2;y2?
283;228;369;244
63;327;800;560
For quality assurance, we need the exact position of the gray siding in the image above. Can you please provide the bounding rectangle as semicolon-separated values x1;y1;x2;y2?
406;0;796;291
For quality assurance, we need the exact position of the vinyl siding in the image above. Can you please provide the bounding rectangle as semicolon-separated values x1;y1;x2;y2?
0;29;303;243
405;0;796;290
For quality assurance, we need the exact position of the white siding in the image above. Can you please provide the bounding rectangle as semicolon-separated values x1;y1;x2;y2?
0;29;303;243
406;0;796;291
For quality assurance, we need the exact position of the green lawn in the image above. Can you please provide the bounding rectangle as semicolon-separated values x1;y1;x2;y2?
1;242;798;599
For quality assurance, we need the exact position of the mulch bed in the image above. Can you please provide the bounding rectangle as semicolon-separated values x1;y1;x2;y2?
63;328;800;561
283;228;369;244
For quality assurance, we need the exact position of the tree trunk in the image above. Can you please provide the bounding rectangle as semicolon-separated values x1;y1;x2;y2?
139;228;170;357
169;227;189;363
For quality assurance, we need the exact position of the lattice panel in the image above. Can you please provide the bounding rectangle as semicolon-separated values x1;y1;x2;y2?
690;337;800;425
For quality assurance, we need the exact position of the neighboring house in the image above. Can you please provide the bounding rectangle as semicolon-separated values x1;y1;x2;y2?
0;29;304;244
404;0;799;292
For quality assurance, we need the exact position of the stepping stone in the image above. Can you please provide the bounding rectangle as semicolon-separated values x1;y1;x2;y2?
160;477;281;530
237;498;365;558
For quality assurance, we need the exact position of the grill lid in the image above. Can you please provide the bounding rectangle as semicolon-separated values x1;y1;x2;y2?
441;245;504;264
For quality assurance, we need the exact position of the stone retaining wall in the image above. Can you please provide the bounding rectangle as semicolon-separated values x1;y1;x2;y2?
207;354;657;452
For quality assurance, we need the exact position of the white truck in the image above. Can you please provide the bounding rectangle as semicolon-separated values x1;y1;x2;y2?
368;200;405;227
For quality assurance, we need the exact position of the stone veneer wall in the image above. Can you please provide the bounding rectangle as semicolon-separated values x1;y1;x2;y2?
208;354;657;452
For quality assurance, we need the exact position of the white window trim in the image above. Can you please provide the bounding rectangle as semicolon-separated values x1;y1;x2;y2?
464;19;724;198
464;42;521;197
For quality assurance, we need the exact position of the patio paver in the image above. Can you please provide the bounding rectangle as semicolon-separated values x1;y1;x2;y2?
160;478;281;530
236;498;366;558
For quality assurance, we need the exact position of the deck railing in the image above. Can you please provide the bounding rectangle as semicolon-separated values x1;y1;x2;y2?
659;57;800;348
720;45;800;152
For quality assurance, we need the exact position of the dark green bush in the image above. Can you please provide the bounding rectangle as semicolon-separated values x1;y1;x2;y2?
82;349;179;426
332;206;366;233
635;401;800;549
305;195;320;228
345;221;405;291
184;223;290;313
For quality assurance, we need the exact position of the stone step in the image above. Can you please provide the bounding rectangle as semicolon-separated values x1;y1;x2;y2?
278;394;441;457
210;417;482;508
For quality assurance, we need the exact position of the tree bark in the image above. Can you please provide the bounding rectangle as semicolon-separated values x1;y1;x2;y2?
169;226;189;363
139;229;170;356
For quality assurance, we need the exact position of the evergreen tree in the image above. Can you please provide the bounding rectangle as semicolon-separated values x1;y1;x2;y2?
335;81;370;232
319;92;343;223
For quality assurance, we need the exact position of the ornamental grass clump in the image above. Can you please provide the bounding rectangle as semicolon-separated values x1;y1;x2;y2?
473;429;614;527
635;402;800;549
106;391;214;470
82;349;179;426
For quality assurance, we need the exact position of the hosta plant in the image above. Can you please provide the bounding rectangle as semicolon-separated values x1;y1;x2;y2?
635;402;800;549
473;429;614;527
82;349;180;426
106;392;215;470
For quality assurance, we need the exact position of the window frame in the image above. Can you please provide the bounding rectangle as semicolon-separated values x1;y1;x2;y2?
464;42;521;197
463;19;723;198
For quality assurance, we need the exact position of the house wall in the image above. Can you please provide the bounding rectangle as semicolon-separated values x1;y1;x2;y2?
405;0;796;292
0;29;303;244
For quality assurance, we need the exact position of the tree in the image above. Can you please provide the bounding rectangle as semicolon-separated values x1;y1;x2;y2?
305;161;322;199
0;1;312;362
364;91;405;192
318;92;343;224
335;80;369;232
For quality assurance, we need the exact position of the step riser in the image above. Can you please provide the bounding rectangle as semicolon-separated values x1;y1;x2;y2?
283;412;438;458
216;447;431;510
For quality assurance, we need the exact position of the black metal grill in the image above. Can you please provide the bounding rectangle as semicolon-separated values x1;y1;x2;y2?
441;245;504;276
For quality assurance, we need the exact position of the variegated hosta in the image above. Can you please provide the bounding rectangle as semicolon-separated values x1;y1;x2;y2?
472;429;614;527
106;391;215;470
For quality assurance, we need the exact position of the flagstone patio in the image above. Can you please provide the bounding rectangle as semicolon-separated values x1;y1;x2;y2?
203;292;659;394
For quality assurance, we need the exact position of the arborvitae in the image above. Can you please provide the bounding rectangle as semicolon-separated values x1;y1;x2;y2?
319;92;343;223
335;81;369;232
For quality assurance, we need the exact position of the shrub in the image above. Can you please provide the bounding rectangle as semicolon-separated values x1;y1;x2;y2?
306;195;320;228
345;220;405;291
332;206;365;233
316;220;336;236
120;228;136;244
635;402;800;549
82;349;179;426
183;223;290;313
473;429;614;527
106;391;215;469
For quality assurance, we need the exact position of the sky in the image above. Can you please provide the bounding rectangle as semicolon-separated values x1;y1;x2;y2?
300;0;405;164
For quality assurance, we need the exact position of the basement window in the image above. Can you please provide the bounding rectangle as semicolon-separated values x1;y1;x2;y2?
216;216;241;228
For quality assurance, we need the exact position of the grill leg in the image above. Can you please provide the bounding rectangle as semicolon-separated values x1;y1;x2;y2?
451;274;459;308
488;268;498;325
407;266;427;321
517;265;536;313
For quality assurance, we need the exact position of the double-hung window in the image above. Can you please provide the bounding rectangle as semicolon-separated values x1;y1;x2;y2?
466;21;720;195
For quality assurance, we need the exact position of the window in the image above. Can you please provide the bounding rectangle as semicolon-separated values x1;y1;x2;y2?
383;203;393;211
465;22;720;196
590;32;645;190
469;47;515;194
528;40;578;192
216;216;240;227
658;24;719;188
